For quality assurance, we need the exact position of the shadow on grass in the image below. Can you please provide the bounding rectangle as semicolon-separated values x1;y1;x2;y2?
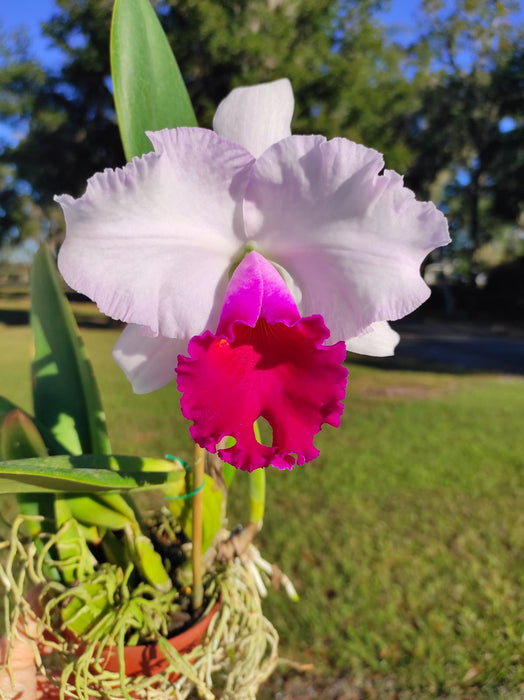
350;319;524;376
0;309;29;325
0;308;121;329
348;354;492;376
350;353;524;377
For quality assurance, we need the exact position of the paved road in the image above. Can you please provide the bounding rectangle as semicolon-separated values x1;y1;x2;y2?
382;321;524;375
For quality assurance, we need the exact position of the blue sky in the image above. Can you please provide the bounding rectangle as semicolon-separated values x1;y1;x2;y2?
1;0;63;69
0;0;425;150
2;0;523;67
1;0;422;32
1;1;521;135
2;0;423;70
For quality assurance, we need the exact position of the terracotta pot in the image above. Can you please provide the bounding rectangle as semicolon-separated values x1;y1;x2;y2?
102;599;220;677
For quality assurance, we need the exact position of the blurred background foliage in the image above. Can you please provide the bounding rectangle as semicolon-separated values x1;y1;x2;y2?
0;0;523;317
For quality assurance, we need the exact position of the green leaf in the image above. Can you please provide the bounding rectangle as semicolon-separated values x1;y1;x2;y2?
248;420;266;527
54;496;96;583
248;468;266;529
133;535;172;592
167;474;223;554
222;461;236;491
1;409;48;460
1;408;56;560
31;246;111;456
110;0;197;161
67;494;137;530
200;475;224;553
60;577;114;637
67;491;172;591
0;397;62;457
0;397;26;447
221;437;237;489
0;455;184;494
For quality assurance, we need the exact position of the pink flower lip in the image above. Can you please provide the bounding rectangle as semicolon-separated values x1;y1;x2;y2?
176;252;348;471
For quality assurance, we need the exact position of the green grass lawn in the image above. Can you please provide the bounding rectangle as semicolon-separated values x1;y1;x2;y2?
0;324;522;698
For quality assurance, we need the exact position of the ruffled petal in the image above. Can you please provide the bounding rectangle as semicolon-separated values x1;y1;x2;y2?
176;252;348;471
243;135;450;341
56;128;254;338
113;324;187;394
213;79;294;158
346;321;400;357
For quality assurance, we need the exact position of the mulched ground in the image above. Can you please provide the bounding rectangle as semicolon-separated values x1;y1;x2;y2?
256;671;512;700
258;672;399;700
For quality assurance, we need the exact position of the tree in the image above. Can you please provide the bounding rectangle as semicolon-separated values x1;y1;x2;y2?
403;0;524;270
0;0;414;249
0;1;125;250
0;26;47;249
159;0;415;168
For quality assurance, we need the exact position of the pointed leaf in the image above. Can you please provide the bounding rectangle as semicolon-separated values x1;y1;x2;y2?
1;409;48;460
31;246;111;456
0;396;63;457
0;455;184;494
1;408;56;558
110;0;197;161
0;397;26;449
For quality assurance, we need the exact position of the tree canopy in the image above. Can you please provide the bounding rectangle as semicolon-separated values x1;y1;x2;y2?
404;0;524;268
0;0;522;276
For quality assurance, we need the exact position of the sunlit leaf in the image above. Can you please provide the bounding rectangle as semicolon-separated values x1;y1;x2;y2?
222;459;236;490
68;494;136;530
248;468;266;529
60;578;113;636
111;0;197;161
0;455;184;494
54;495;96;583
167;474;223;554
249;421;266;527
31;246;111;456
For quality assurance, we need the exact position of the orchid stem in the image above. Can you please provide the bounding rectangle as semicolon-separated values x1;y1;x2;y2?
192;443;205;610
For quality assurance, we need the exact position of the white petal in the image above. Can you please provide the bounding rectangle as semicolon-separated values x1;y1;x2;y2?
113;324;187;394
243;136;450;341
56;128;254;338
213;79;294;158
346;322;400;357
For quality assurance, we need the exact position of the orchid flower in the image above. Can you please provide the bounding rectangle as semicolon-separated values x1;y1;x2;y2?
176;251;347;471
55;79;449;471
